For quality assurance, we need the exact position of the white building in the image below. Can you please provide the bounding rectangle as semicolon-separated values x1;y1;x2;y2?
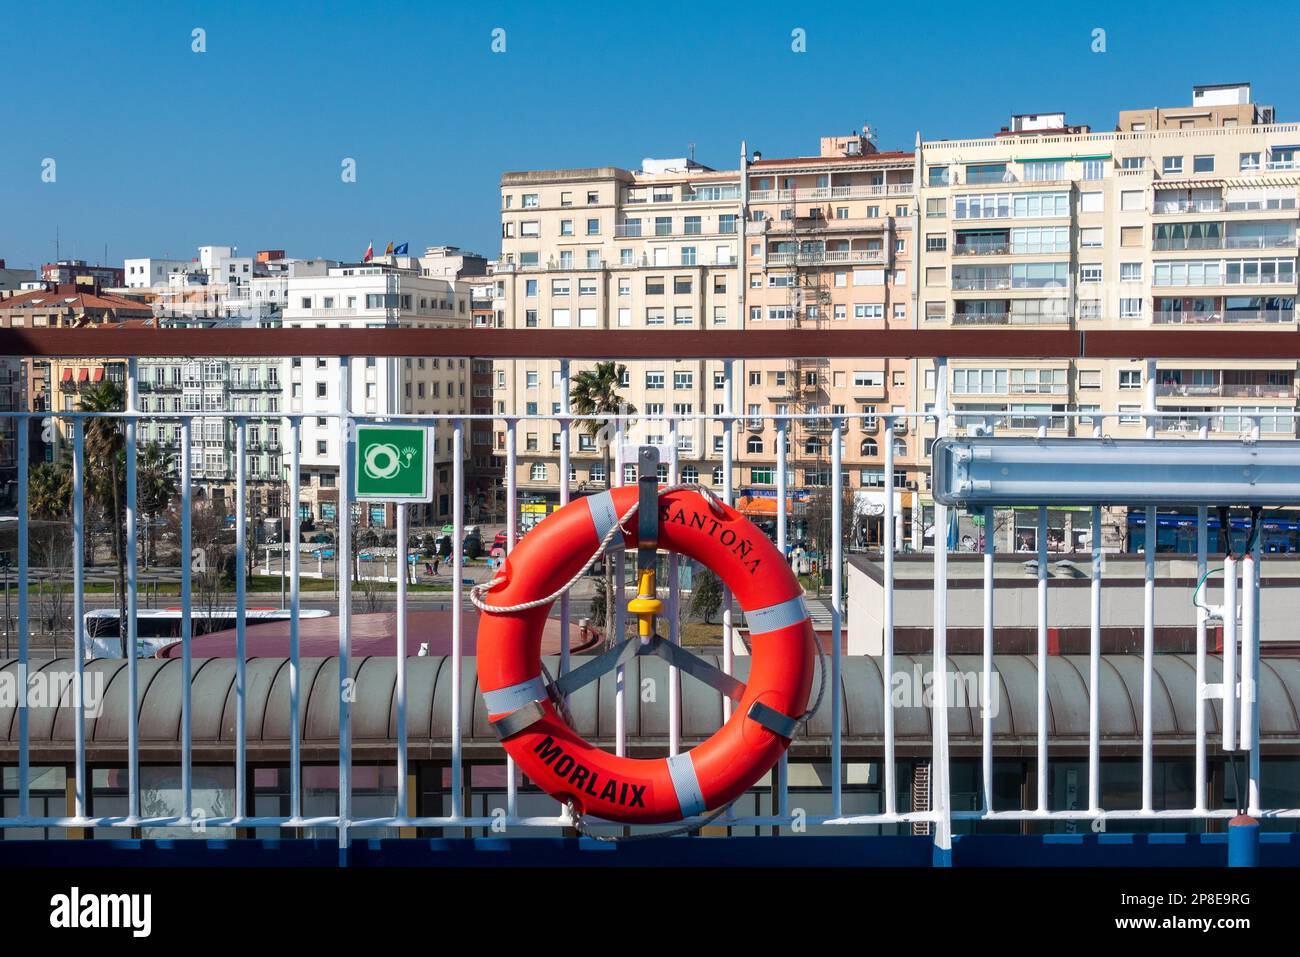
282;262;474;526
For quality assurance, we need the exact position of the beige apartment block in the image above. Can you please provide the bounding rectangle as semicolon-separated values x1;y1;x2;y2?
497;161;742;504
912;83;1298;550
739;133;920;546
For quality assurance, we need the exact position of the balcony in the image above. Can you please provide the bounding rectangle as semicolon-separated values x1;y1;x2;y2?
1156;381;1293;399
952;241;1012;257
767;249;882;266
1153;199;1224;214
1152;309;1295;325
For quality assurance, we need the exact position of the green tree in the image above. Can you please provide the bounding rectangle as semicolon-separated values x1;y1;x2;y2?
690;567;723;624
80;380;127;651
136;441;177;568
28;460;72;522
569;361;636;644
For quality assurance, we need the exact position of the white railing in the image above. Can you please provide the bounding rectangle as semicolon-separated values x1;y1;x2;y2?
2;354;1299;857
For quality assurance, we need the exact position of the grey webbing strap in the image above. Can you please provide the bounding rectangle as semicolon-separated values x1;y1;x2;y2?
747;700;799;739
550;635;645;698
586;491;622;553
666;752;706;818
648;636;746;702
490;699;547;740
550;634;747;702
637;446;659;570
745;595;809;635
481;675;548;716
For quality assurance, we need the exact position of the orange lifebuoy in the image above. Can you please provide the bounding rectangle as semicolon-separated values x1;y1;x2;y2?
476;485;816;824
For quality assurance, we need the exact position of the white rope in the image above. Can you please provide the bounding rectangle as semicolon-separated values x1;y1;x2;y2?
469;483;726;616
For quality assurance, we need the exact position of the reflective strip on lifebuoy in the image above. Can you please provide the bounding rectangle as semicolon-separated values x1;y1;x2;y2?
476;485;816;824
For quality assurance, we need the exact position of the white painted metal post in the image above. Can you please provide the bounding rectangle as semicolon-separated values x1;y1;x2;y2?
613;414;627;758
1222;555;1237;752
1036;505;1048;813
931;357;952;861
235;417;248;820
289;416;302;822
125;358;140;822
558;360;572;675
667;415;681;758
451;417;465;817
722;359;737;700
774;415;788;817
830;417;844;816
1088;504;1102;814
1194;505;1207;812
72;420;87;818
1141;503;1156;813
396;502;409;820
982;504;994;812
337;357;353;855
1243;533;1261;813
882;413;896;816
505;417;519;814
179;418;193;821
1249;529;1262;814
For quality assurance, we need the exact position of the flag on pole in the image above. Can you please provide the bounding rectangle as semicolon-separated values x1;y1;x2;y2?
393;242;409;255
384;241;394;255
362;241;373;262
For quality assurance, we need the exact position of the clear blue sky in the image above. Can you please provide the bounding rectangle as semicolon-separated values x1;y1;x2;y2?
2;0;1297;271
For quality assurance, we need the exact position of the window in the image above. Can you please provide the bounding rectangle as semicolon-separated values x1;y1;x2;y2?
1118;369;1142;390
1120;156;1145;169
1082;159;1105;180
1080;191;1103;213
1162;155;1184;174
551;308;571;327
673;371;694;389
1080;227;1103;248
530;463;546;481
750;467;773;485
1120;298;1142;318
1120;190;1144;212
586;218;600;236
1193;155;1214;174
646;372;665;390
1080;265;1102;283
1120;262;1142;282
926;234;947;252
1240;152;1262;172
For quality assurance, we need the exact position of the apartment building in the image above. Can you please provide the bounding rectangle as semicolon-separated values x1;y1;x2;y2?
282;262;473;527
740;133;919;547
915;83;1299;551
497;159;742;503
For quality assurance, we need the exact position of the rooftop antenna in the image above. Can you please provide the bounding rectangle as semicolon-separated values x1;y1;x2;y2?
689;141;696;163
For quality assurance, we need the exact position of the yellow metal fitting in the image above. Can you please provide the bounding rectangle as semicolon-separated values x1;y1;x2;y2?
627;567;662;637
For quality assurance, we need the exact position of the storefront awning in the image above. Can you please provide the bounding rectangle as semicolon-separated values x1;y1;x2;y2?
77;367;89;382
61;368;73;382
92;368;104;382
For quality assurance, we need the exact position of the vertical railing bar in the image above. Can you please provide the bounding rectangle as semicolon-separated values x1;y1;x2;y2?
235;417;248;821
396;502;409;821
1088;503;1102;814
882;413;896;816
505;417;519;815
613;414;627;759
558;359;572;676
1141;501;1156;813
1222;554;1238;753
981;504;994;813
721;359;735;724
1036;504;1048;813
15;420;28;819
72;419;87;818
667;415;681;758
830;417;844;817
775;416;788;818
1242;520;1253;811
451;417;465;818
1193;504;1207;812
125;358;140;823
289;416;302;822
930;357;953;860
1141;362;1156;815
179;417;192;821
337;358;352;857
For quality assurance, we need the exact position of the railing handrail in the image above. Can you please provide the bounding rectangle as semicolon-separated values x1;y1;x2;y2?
7;328;1300;359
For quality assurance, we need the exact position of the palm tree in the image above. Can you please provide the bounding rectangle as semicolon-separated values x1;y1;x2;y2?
569;362;636;646
28;460;72;522
80;380;127;650
136;442;177;568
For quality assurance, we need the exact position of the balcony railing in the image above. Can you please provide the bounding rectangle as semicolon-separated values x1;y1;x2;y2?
3;328;1300;859
1156;381;1293;399
767;249;882;266
1152;309;1295;325
952;241;1012;256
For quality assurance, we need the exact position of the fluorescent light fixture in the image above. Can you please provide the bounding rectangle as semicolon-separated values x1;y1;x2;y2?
932;437;1300;507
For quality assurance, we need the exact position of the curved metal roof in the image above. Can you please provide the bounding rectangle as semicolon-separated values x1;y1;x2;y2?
4;654;1300;763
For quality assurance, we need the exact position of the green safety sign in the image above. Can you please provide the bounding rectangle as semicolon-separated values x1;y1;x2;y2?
354;425;433;502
